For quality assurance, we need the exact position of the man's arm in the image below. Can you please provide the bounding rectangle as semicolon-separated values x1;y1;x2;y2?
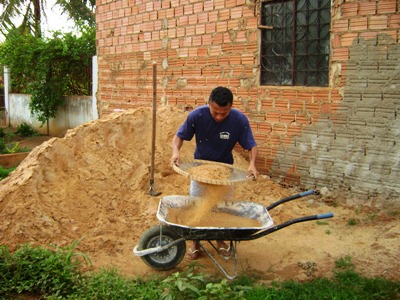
170;135;184;166
247;146;259;178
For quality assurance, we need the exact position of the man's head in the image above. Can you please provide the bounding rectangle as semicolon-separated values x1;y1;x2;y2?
209;86;233;107
208;86;233;123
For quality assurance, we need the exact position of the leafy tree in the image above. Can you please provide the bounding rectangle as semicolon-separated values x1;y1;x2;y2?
0;0;95;38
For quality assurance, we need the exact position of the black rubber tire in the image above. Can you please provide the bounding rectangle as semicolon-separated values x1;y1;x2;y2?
137;225;186;271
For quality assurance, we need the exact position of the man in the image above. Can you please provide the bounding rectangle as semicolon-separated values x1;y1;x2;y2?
170;86;259;259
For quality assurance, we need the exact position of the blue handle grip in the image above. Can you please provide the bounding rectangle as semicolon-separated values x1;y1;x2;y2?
317;212;334;219
299;190;315;197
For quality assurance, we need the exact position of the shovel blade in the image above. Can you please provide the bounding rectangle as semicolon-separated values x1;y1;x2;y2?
148;185;161;196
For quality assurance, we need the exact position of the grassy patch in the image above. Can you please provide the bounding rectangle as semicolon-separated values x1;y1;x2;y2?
0;244;399;299
0;124;39;155
0;165;16;179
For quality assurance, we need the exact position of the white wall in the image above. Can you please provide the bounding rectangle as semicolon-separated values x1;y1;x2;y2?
8;94;95;136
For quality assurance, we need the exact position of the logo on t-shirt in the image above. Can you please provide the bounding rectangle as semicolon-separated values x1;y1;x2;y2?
220;132;230;140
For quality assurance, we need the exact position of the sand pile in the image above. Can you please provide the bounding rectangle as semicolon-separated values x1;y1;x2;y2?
0;107;188;251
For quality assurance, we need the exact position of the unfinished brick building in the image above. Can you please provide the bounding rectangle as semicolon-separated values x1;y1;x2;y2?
95;0;400;204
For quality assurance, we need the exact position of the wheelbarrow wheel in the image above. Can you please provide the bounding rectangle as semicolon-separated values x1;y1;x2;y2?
137;225;186;271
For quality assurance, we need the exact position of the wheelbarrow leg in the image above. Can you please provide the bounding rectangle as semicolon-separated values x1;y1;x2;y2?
197;241;239;280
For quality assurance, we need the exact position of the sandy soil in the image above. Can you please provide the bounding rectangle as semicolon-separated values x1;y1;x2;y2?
0;106;399;282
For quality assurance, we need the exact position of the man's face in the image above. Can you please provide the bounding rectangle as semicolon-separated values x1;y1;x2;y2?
208;101;232;123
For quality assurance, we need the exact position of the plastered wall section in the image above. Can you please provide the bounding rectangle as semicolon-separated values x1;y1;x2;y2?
95;0;400;203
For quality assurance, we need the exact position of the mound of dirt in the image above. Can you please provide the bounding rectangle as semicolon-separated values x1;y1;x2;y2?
0;106;399;282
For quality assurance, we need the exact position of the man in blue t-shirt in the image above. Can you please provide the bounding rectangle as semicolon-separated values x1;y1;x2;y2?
170;86;259;260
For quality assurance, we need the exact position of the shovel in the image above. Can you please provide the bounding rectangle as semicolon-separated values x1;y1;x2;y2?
148;61;161;196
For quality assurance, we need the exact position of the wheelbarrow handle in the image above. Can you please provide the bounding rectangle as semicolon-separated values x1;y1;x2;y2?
317;212;334;219
240;211;334;241
266;189;315;211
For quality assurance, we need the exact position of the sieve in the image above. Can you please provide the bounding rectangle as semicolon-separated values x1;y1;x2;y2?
172;159;251;185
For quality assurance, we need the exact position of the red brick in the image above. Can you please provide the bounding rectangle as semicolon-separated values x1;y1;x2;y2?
350;17;368;31
295;115;312;125
272;123;287;135
287;123;302;137
216;21;228;32
195;24;206;35
313;90;330;102
214;0;224;9
186;25;195;36
257;122;272;132
275;100;289;111
359;31;378;41
231;6;242;18
228;19;239;30
341;2;358;18
305;103;321;113
212;33;224;44
192;35;202;46
297;90;313;101
177;15;188;26
378;0;397;14
226;0;236;8
219;9;230;21
254;132;268;143
266;112;280;122
209;11;218;22
389;14;400;29
281;113;296;123
197;47;207;56
332;47;349;61
358;1;376;15
193;2;203;14
198;12;208;23
289;101;304;112
204;0;213;11
260;99;273;110
369;15;388;30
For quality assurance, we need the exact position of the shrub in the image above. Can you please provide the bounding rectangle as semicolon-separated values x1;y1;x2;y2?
15;123;38;137
0;241;89;298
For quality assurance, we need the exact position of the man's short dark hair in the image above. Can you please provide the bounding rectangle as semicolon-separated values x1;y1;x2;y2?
209;86;233;107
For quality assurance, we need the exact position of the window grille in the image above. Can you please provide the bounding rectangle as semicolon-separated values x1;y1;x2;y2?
260;0;331;86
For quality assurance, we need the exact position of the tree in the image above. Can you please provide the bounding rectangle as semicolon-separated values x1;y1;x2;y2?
0;0;95;38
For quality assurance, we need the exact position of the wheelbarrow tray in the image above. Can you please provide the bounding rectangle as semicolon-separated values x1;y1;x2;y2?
156;195;274;240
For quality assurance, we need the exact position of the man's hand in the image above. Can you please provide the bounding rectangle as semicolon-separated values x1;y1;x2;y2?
247;146;259;179
171;135;184;166
247;165;259;179
170;152;180;166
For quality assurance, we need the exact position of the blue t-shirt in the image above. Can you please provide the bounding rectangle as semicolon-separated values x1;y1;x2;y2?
176;105;256;164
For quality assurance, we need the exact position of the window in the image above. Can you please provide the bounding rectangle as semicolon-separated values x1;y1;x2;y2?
260;0;331;86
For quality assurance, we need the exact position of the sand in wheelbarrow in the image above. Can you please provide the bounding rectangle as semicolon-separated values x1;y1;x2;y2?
167;182;262;228
0;105;399;282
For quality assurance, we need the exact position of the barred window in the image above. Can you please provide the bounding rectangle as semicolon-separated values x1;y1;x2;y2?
260;0;331;86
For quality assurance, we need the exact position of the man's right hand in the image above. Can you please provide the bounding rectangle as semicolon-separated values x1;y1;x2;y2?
170;152;180;166
171;135;183;166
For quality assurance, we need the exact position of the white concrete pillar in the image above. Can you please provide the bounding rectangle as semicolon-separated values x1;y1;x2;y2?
92;56;99;120
3;66;10;126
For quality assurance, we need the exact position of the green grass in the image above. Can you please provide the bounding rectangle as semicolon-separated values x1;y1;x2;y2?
0;243;399;300
0;165;16;179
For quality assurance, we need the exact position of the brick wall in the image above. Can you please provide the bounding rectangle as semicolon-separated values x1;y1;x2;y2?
96;0;400;203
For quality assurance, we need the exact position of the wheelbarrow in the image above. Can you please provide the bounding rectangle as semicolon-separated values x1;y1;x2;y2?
133;189;334;279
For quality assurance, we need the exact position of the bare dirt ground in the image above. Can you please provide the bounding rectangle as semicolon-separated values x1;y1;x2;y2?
0;107;399;282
